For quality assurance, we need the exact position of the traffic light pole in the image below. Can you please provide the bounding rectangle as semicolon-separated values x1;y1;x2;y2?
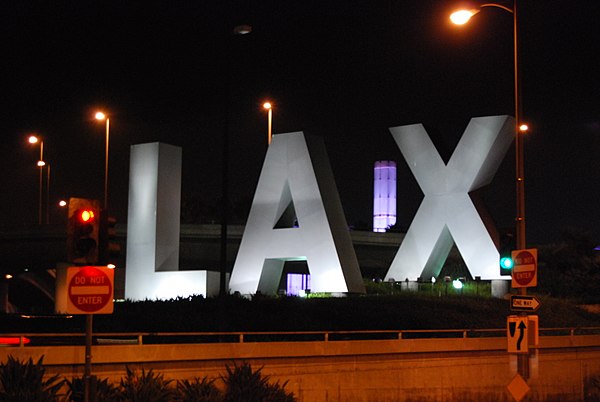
84;314;93;402
512;0;529;381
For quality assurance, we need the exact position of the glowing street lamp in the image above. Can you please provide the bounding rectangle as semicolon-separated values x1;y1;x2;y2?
450;1;527;251
450;9;477;25
451;0;530;379
95;111;110;210
27;135;45;224
263;101;273;145
450;4;512;25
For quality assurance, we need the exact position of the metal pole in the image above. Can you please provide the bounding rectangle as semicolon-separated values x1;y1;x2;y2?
46;165;51;224
267;107;273;145
514;0;525;251
84;313;93;402
220;105;230;297
104;119;110;211
513;0;529;380
38;141;44;225
220;25;252;297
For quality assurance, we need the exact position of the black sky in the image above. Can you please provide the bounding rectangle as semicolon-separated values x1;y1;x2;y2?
1;0;599;244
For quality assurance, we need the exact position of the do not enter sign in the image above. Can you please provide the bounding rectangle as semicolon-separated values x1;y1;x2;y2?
511;249;538;288
67;266;114;314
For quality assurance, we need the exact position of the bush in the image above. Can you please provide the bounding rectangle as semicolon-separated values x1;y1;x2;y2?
176;377;223;402
66;375;121;402
0;356;64;402
221;361;295;402
119;367;173;402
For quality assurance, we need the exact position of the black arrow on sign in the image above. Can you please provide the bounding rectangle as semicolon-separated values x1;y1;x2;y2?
516;321;526;350
509;321;516;338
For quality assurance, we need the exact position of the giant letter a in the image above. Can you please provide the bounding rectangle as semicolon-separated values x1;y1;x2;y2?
229;132;365;295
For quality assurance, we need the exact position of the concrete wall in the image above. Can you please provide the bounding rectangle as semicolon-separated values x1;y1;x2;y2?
2;335;600;401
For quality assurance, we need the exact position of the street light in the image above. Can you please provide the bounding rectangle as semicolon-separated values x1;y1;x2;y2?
220;24;253;296
28;135;45;224
95;111;110;210
263;102;273;145
450;1;527;252
451;0;530;379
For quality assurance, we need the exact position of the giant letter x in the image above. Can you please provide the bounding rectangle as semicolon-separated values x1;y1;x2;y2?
384;115;514;282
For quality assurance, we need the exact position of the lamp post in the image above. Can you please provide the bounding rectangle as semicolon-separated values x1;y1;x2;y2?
451;0;529;380
28;135;45;224
263;101;273;145
450;1;527;251
220;25;253;296
95;112;110;211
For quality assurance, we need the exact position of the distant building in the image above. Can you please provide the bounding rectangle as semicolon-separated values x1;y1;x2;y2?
373;161;397;232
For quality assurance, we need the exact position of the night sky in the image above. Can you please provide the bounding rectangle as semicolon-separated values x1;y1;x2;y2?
1;0;599;245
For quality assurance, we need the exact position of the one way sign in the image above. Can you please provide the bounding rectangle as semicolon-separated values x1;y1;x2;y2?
507;316;529;354
510;295;541;312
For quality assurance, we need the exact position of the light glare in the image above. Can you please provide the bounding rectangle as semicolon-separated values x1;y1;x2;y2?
95;111;106;121
263;102;272;110
80;210;94;222
37;160;46;167
28;136;39;144
519;124;529;132
450;10;476;25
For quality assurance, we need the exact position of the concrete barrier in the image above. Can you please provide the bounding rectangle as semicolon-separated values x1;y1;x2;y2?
2;333;600;401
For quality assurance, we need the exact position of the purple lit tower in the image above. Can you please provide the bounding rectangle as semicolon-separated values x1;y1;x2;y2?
373;161;397;232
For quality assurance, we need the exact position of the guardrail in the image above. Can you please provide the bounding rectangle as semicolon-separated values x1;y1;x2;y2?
2;327;600;347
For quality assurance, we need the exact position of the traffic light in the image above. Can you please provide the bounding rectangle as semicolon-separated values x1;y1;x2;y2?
499;229;515;276
67;198;101;264
99;215;121;265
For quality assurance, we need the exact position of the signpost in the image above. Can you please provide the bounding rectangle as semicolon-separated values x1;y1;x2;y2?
65;266;114;402
510;295;540;312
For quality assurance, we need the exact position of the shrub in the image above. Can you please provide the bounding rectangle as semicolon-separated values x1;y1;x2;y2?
585;374;600;402
221;361;295;402
119;367;173;402
66;375;120;402
0;355;64;402
176;377;223;402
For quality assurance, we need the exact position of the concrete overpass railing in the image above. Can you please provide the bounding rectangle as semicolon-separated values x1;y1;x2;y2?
2;328;600;401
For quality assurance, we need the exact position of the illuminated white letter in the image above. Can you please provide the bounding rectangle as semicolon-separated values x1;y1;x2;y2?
125;143;213;300
385;116;514;281
229;132;365;295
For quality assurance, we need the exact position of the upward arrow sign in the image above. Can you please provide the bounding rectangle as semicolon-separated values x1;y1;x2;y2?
507;316;529;354
516;321;526;351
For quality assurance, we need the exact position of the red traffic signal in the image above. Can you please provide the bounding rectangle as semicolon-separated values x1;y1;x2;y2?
67;198;101;264
77;209;95;223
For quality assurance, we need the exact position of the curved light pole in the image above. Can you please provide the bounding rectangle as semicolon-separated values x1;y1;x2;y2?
95;112;110;211
451;0;530;380
28;135;45;224
450;2;527;252
263;101;273;145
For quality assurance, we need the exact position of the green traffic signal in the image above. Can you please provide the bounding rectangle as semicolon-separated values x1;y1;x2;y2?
500;256;514;275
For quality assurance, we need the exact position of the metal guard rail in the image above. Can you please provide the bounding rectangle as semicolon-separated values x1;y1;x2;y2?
2;327;600;347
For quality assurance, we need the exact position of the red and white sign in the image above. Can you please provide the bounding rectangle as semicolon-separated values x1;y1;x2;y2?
67;266;114;314
511;248;538;288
